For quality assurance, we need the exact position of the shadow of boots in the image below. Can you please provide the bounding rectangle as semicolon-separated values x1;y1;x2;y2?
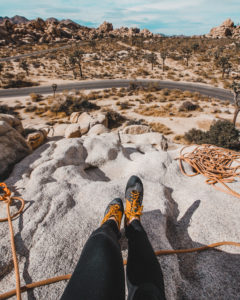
164;186;240;300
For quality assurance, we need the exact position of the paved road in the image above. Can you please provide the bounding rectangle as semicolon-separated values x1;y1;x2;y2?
0;79;233;101
0;41;87;62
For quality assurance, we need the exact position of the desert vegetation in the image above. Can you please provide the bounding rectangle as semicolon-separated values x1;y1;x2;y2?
1;35;240;89
2;82;239;147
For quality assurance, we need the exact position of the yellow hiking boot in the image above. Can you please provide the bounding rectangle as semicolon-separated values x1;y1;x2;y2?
124;175;143;225
101;198;124;229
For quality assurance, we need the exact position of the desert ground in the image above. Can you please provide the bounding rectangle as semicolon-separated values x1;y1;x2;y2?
0;85;238;144
1;34;240;144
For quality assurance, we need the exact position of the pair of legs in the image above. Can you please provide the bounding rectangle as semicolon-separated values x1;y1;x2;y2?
61;176;166;300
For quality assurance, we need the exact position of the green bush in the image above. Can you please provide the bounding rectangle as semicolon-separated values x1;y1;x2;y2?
184;120;240;150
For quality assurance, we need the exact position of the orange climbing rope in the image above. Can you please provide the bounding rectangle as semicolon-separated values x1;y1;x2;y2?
178;144;240;199
1;178;240;300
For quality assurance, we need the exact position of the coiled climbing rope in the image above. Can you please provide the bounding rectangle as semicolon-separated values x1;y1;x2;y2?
178;144;240;199
1;152;240;300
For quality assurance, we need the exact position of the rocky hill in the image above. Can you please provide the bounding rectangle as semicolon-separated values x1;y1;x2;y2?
0;15;29;24
0;17;154;46
207;18;240;39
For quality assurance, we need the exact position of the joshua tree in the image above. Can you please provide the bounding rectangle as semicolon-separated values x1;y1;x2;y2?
214;46;225;61
231;81;240;127
19;60;29;76
73;50;84;78
160;50;167;72
89;40;96;51
217;56;231;79
191;42;199;53
68;55;77;79
182;47;191;67
0;63;3;84
147;52;157;70
63;59;68;71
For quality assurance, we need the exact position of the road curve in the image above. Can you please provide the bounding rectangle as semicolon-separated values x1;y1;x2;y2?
0;79;233;102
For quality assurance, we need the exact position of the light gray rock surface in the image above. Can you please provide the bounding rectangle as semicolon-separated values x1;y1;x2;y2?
0;113;24;134
120;132;169;151
1;133;240;299
70;112;108;134
122;124;152;135
53;124;69;136
64;124;81;138
87;124;109;136
0;116;31;179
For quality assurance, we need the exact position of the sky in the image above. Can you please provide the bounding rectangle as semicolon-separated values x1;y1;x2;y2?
0;0;240;36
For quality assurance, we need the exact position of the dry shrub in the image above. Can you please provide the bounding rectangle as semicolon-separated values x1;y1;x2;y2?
161;88;170;96
149;122;173;135
30;93;42;102
119;102;130;110
106;110;126;129
24;105;37;112
135;68;150;76
182;91;193;98
50;95;99;116
179;101;199;112
143;93;156;103
173;134;187;144
0;104;18;116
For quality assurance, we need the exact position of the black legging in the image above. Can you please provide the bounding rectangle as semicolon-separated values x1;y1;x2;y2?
61;220;166;300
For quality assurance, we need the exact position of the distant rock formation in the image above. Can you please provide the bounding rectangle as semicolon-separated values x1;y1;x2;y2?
0;15;29;24
207;18;240;39
0;16;157;46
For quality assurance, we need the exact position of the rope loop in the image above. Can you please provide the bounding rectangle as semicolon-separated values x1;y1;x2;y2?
178;144;240;199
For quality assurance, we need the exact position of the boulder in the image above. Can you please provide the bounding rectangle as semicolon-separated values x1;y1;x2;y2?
129;27;140;35
0;114;24;134
98;21;113;33
140;28;153;37
87;124;109;136
65;124;81;138
222;18;234;27
207;18;235;38
28;18;46;31
1;134;240;299
0;119;31;179
70;112;82;123
120;132;168;151
94;113;108;128
122;125;152;135
53;124;69;136
27;129;48;150
70;112;108;134
77;112;92;134
83;132;121;166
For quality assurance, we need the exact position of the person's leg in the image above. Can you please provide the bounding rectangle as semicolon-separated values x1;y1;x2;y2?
126;220;166;300
124;175;166;300
61;199;125;300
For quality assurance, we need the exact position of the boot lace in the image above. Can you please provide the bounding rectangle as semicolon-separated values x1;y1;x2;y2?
101;204;121;226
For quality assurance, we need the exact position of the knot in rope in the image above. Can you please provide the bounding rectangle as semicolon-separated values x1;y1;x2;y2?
0;183;11;203
0;183;25;223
